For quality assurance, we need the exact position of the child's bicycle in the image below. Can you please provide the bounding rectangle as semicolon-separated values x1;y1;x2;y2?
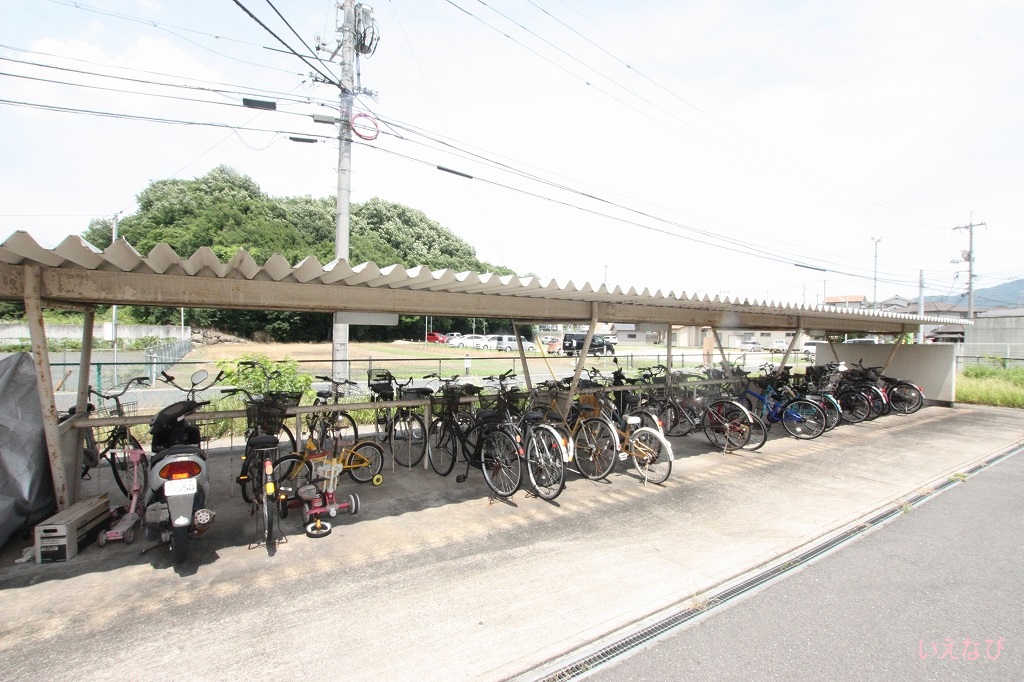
96;445;147;547
274;416;385;502
294;448;363;539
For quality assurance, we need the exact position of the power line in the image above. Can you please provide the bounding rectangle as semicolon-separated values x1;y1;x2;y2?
229;0;340;87
0;48;333;106
0;97;333;140
441;0;701;145
356;138;926;288
357;106;945;284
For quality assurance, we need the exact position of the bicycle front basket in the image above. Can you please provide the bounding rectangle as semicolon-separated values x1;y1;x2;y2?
246;400;289;436
266;390;303;409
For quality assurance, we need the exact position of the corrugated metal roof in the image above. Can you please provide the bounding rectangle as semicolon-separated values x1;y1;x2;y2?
0;231;968;332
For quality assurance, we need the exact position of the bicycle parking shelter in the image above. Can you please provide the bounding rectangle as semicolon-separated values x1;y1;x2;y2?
0;231;968;509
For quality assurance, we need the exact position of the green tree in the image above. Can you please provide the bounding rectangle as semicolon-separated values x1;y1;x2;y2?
79;167;520;342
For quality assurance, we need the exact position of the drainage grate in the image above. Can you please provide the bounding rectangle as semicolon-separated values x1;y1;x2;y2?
532;444;1022;682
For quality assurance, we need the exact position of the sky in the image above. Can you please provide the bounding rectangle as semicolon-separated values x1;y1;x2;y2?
2;0;1022;308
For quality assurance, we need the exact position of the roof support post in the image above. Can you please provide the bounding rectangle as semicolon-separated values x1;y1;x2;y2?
70;307;95;502
777;319;804;371
23;264;69;510
881;332;906;373
711;327;728;366
665;323;674;376
512;322;532;391
566;303;600;399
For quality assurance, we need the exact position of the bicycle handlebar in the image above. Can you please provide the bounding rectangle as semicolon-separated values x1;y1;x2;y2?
90;375;150;400
315;374;357;386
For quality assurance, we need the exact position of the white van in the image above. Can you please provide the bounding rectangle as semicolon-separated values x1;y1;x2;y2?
484;335;537;352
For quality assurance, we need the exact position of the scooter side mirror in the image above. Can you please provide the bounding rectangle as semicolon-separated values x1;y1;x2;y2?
191;369;210;385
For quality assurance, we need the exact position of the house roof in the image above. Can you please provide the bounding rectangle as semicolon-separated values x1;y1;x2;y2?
0;232;970;334
824;295;867;304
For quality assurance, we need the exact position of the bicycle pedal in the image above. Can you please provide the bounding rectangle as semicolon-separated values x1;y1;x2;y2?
618;452;628;461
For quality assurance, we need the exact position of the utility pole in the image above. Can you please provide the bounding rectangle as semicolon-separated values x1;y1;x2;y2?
870;237;882;309
917;270;925;344
952;214;985;319
331;0;356;380
112;212;120;386
323;1;378;379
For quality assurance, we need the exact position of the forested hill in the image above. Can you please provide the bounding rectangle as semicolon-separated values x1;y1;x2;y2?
73;165;517;342
82;165;514;276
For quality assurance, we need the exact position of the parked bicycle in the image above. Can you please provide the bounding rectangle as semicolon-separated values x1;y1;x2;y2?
368;369;429;467
69;375;150;498
307;375;360;451
561;370;673;484
737;371;827;439
224;361;302;505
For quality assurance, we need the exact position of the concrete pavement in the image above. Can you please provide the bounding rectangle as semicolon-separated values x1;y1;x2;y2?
585;438;1023;681
0;404;1021;681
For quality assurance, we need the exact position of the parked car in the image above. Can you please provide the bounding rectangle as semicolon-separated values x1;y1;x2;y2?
426;331;447;343
803;341;819;357
771;339;790;351
738;340;763;352
448;333;484;348
562;333;616;356
540;335;558;345
843;337;879;344
483;335;537;352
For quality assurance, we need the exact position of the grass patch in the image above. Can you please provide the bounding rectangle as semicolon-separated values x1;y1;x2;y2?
956;376;1024;408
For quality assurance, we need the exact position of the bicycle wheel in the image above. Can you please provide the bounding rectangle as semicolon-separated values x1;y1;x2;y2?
781;399;826;439
272;455;313;504
390;413;427;467
888;382;924;414
526;425;566;501
481;429;522;498
813;395;841;431
373;402;389;443
837;389;870;423
572;417;618;481
261;468;274;550
279;424;297;456
626;408;663;434
239;450;261;504
862;385;888;420
742;414;768;451
702;400;752;451
629;426;672;484
106;433;143;498
347;441;385;483
428;421;459;476
319;410;359;448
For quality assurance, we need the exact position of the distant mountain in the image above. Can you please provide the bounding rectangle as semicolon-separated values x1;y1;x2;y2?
926;278;1024;309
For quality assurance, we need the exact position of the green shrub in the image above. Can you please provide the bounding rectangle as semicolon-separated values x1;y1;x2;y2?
215;353;312;395
957;365;1024;407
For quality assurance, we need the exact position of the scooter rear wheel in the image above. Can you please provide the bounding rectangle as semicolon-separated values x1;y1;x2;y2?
171;526;190;563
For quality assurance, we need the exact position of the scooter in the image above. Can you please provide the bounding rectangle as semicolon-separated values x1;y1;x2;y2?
144;369;222;563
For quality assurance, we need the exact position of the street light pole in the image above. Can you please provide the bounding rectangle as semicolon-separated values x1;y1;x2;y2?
870;237;882;309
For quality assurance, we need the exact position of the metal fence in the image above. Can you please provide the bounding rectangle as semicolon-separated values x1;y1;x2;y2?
47;339;193;400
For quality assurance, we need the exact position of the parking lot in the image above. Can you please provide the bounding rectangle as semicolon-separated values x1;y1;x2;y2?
1;404;1021;681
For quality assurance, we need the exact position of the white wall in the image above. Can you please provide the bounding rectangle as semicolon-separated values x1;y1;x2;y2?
812;343;956;405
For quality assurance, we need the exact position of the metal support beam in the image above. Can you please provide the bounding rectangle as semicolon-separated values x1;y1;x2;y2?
72;307;95;502
23;264;69;510
711;327;728;366
665;323;674;375
512;322;532;391
776;318;803;371
882;333;905;373
566;303;600;400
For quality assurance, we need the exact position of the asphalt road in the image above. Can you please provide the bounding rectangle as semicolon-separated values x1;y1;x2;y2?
0;404;1021;681
586;446;1023;681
